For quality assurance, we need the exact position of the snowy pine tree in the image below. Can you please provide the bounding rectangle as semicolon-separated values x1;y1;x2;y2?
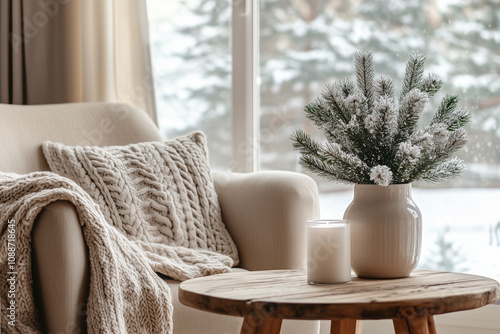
421;226;469;272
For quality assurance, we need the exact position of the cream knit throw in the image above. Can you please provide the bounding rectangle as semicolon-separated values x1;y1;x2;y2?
0;172;172;333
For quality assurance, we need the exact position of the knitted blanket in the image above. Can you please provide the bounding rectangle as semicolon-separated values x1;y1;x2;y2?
0;172;233;333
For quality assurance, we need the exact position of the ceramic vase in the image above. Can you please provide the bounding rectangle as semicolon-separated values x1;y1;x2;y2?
343;183;422;278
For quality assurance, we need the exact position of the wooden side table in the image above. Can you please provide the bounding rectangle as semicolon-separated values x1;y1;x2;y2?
179;270;500;334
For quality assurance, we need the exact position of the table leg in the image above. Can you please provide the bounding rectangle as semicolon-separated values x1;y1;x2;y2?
393;316;436;334
240;316;283;334
330;320;363;334
427;316;437;334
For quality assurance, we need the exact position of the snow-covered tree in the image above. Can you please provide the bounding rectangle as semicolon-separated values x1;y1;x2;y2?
421;226;469;272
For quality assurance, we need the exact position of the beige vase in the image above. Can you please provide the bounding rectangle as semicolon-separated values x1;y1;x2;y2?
343;183;422;278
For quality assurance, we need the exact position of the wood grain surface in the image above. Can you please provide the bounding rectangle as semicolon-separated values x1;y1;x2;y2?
179;269;500;321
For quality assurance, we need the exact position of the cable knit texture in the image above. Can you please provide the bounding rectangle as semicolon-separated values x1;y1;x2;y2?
0;131;239;333
0;172;172;333
42;131;239;275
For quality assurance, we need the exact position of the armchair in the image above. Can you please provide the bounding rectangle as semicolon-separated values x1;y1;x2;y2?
0;102;320;333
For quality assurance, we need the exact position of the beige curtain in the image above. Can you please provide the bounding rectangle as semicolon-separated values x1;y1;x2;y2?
0;0;157;122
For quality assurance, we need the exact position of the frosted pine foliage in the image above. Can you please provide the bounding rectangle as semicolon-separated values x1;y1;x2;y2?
347;115;360;130
375;74;396;99
447;128;468;149
420;157;466;183
370;96;398;144
323;142;369;173
410;129;434;148
394;141;422;182
364;113;378;134
370;165;393;186
396;88;429;143
291;50;471;186
419;74;443;98
429;123;450;143
345;93;368;117
397;142;422;164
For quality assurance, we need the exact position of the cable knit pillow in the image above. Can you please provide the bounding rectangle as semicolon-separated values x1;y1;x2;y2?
42;131;239;265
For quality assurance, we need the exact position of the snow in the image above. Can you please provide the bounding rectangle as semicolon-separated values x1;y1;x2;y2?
320;187;500;280
146;0;182;22
479;30;500;43
482;117;496;132
452;74;478;90
468;163;500;179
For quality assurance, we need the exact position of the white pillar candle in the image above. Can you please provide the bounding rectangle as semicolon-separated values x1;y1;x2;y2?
307;220;351;284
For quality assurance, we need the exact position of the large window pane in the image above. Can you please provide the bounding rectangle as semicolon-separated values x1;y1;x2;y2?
259;0;500;280
147;0;232;170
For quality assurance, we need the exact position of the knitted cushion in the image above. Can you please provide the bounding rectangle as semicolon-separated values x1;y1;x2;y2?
42;131;239;266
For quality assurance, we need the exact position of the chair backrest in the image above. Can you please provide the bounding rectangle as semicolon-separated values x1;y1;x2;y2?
0;102;163;174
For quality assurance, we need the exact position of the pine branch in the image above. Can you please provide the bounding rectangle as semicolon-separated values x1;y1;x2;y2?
364;96;398;165
418;73;442;98
298;154;359;184
339;78;356;98
332;115;363;155
344;91;368;117
290;130;321;157
300;106;366;161
320;142;371;183
396;89;429;143
320;83;350;123
431;93;459;126
431;94;471;131
400;51;426;101
303;99;332;128
375;74;396;100
410;129;433;148
417;158;466;183
354;51;375;110
445;107;471;131
392;141;422;183
440;127;468;155
301;95;361;154
296;140;372;184
369;96;398;141
340;111;379;165
406;128;467;182
299;154;339;180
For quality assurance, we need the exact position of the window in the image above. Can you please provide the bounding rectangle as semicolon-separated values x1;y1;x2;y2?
258;0;500;281
146;0;232;171
148;1;500;282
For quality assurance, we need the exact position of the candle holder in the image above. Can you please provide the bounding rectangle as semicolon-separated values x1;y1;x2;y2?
307;219;351;284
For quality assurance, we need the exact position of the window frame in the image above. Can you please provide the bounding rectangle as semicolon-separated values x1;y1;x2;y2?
231;0;260;173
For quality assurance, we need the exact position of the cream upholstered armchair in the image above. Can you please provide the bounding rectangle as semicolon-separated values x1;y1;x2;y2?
0;102;320;333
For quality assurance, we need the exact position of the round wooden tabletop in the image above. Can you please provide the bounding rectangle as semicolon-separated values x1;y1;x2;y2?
179;269;500;321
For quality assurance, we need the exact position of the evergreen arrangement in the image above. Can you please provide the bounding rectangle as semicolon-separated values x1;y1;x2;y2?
291;51;471;186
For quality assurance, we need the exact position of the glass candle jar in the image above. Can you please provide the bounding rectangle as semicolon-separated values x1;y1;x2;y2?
307;219;351;284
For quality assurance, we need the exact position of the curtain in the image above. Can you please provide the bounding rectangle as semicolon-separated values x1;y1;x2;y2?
0;0;157;122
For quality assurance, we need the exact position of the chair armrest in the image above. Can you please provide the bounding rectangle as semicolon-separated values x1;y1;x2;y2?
212;171;319;271
32;200;89;333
